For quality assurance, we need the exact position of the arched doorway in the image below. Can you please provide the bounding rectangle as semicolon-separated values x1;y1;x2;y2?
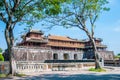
74;54;78;60
63;53;69;60
53;53;58;60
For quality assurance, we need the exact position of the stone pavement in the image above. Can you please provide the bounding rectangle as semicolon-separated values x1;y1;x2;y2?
1;66;120;80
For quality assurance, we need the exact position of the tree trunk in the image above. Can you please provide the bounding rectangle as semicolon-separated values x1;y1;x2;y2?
91;38;101;69
5;23;15;75
83;28;102;69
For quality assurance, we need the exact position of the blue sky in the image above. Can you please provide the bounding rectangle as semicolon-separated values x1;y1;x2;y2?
0;0;120;55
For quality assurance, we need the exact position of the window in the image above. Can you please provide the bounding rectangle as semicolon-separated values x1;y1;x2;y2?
74;54;78;60
63;53;69;60
53;53;58;60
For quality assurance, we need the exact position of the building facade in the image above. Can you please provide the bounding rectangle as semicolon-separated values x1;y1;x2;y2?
11;30;114;61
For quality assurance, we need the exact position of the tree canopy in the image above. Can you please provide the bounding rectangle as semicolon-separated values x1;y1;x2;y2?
0;0;67;75
0;0;67;27
45;0;109;69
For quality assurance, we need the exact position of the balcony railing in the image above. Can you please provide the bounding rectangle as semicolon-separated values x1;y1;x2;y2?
44;60;96;63
85;44;107;48
13;46;51;50
26;37;48;43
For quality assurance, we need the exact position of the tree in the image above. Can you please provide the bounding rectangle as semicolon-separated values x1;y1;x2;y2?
0;48;2;53
46;0;109;69
114;53;120;59
0;48;4;61
0;54;4;61
0;0;66;75
117;53;120;56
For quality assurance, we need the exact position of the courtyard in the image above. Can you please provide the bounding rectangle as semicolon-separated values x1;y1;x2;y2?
1;67;120;80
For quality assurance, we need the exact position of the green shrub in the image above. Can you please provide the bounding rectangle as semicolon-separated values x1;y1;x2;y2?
0;74;7;78
15;73;26;77
0;54;4;61
89;68;106;72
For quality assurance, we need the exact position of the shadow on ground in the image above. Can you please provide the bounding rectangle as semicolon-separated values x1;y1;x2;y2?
4;73;120;80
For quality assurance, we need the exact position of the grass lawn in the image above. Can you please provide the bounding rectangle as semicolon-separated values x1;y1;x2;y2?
0;74;7;78
89;68;106;72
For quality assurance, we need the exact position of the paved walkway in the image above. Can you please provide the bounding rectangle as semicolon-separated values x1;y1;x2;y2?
1;67;120;80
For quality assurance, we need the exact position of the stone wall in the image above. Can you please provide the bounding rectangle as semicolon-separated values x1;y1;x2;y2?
13;47;52;61
0;61;10;74
83;51;114;60
52;50;83;60
3;46;114;61
13;46;84;61
104;60;120;66
98;51;114;60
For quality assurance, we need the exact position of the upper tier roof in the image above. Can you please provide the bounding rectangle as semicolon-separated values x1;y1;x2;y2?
29;30;43;34
48;35;85;42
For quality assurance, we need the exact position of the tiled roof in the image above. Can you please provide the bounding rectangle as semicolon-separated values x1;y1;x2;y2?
29;30;43;34
21;30;43;38
47;35;85;48
48;35;79;42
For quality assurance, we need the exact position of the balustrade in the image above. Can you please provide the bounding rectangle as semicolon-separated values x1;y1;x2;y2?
16;61;46;73
0;60;103;74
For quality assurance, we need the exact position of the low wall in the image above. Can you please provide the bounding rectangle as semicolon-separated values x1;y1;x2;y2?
48;62;95;71
0;60;103;74
104;60;120;66
15;60;97;73
0;61;10;74
16;62;95;73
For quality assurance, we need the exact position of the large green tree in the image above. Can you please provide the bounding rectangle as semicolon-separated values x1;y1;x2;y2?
46;0;109;69
0;0;66;75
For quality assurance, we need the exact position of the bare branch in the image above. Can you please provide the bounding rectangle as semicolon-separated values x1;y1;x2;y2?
9;0;13;8
0;13;7;23
93;15;98;24
4;0;11;18
12;0;20;11
11;22;16;30
75;15;85;28
89;14;98;37
65;22;84;30
21;0;33;10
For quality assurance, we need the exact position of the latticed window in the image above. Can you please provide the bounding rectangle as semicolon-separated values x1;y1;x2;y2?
53;53;58;60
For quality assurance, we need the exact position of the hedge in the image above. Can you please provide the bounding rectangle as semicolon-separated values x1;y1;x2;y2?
0;54;4;61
